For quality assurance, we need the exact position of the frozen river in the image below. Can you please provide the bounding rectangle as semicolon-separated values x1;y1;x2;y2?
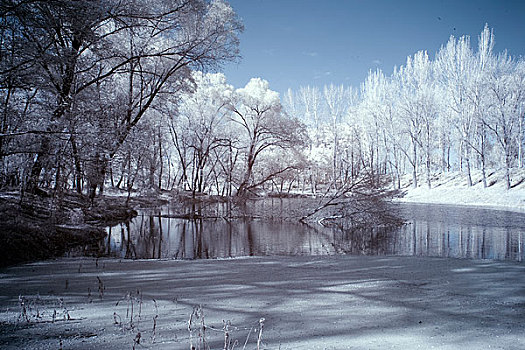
71;200;525;262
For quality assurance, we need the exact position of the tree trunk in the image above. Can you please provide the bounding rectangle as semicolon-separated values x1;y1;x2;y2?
459;141;463;172
441;133;448;173
412;137;418;189
480;125;488;188
28;33;81;193
426;153;431;189
332;132;338;190
27;136;51;193
237;143;256;196
426;126;431;189
70;135;83;194
505;150;512;190
158;136;163;190
465;144;473;187
519;109;523;168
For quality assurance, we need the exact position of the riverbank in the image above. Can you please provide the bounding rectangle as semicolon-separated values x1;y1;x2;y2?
395;168;525;212
0;192;139;267
1;255;524;349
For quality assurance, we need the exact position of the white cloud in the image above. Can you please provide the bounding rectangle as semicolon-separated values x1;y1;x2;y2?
303;51;319;57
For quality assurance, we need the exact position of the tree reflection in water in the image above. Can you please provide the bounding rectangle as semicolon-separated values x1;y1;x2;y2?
71;200;524;262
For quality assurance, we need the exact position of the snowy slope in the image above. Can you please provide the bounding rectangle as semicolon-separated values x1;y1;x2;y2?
395;168;525;212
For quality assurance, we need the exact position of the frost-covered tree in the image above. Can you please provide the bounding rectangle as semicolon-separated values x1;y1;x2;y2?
516;60;525;169
230;78;307;196
323;84;350;189
167;72;233;196
299;86;323;138
358;70;390;187
0;0;114;193
435;34;477;186
396;51;437;188
282;85;326;194
468;25;497;187
486;53;525;189
0;0;242;197
285;25;522;193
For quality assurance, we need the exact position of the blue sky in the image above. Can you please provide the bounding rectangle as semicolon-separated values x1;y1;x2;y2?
222;0;525;95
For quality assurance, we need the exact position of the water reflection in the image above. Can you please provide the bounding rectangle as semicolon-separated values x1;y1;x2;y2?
103;214;337;260
74;200;524;262
393;204;524;261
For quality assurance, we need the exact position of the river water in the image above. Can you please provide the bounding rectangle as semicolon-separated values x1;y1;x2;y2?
70;200;525;262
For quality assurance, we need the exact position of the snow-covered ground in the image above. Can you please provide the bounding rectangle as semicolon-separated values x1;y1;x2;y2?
396;168;525;212
1;256;524;349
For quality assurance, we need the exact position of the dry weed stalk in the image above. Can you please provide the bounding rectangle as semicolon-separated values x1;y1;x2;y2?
188;305;207;350
115;290;143;331
188;306;265;350
132;331;141;350
223;320;233;350
257;318;265;350
17;295;70;323
151;298;159;343
97;276;104;299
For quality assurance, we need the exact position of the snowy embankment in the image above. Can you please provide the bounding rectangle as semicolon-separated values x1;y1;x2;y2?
395;168;525;212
